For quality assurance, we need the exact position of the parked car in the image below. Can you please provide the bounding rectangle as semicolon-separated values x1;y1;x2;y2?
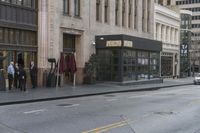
194;73;200;85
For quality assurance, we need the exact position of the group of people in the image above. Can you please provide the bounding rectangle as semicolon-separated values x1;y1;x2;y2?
7;61;37;91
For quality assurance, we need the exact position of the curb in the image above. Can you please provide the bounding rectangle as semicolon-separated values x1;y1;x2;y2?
0;83;193;106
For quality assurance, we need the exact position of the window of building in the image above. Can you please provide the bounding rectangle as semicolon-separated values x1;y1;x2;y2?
104;0;108;23
147;0;150;32
142;0;145;31
9;29;14;44
0;28;3;43
122;0;125;27
96;0;100;21
115;0;119;26
4;28;9;44
128;0;132;28
63;0;70;15
63;34;75;51
74;0;80;17
23;0;32;7
167;0;171;5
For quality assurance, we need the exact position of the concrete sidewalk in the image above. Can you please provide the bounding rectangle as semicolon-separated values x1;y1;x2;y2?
0;78;193;106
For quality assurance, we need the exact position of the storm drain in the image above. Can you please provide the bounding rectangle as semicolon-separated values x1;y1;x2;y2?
154;111;174;115
104;95;116;97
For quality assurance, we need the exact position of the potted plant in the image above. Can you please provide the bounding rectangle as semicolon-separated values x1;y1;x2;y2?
84;54;98;84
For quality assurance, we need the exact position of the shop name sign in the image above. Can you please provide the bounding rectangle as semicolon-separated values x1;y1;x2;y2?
124;41;133;48
106;40;133;48
106;40;122;47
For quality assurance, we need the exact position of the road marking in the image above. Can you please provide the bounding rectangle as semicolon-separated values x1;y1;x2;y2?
188;99;200;105
82;113;151;133
107;99;118;102
82;120;128;133
24;109;47;114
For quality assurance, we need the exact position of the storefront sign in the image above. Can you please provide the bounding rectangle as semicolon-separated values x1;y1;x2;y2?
124;41;133;48
106;40;122;47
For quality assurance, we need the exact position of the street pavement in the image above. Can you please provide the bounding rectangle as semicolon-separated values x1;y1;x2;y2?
0;78;193;105
0;85;200;133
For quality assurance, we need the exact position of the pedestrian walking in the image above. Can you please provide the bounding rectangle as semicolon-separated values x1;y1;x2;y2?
14;63;19;89
7;61;15;90
19;66;26;91
30;61;37;88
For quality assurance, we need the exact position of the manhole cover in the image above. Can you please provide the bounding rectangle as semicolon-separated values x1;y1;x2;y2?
104;95;116;97
57;104;74;107
154;111;174;115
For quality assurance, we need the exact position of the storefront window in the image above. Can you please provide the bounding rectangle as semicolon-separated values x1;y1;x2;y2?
137;51;149;80
150;52;160;78
123;49;136;81
97;49;121;81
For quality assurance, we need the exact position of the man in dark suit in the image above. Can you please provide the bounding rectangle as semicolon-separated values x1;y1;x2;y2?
30;61;37;88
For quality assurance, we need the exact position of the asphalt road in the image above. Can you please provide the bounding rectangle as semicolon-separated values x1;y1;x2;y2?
0;85;200;133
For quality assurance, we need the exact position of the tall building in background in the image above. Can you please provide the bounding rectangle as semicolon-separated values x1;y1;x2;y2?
174;0;200;72
154;1;180;78
180;10;192;77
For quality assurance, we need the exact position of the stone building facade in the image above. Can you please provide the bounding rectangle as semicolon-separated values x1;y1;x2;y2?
38;0;157;85
154;2;180;78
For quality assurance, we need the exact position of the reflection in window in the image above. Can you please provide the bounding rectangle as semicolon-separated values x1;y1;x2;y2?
74;0;80;17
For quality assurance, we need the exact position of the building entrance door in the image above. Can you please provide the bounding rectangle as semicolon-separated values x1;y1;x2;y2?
161;56;173;77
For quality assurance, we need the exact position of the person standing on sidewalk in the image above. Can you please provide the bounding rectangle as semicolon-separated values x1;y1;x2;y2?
14;63;19;89
7;61;15;90
30;61;37;89
19;66;26;91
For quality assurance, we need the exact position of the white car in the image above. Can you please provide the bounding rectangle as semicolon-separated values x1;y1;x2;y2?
194;73;200;85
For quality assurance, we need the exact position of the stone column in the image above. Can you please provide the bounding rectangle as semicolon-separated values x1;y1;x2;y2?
138;0;143;32
125;0;129;28
38;0;49;86
168;27;171;43
117;0;122;26
162;25;166;43
144;0;148;32
132;0;135;29
100;0;104;23
70;0;74;16
157;23;162;41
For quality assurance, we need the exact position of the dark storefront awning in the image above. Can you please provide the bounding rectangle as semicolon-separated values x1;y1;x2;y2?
95;34;162;52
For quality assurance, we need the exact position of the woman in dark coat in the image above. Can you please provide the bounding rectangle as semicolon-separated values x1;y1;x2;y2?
19;66;26;91
14;63;19;89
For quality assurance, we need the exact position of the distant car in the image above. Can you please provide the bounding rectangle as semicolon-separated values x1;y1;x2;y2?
194;73;200;85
